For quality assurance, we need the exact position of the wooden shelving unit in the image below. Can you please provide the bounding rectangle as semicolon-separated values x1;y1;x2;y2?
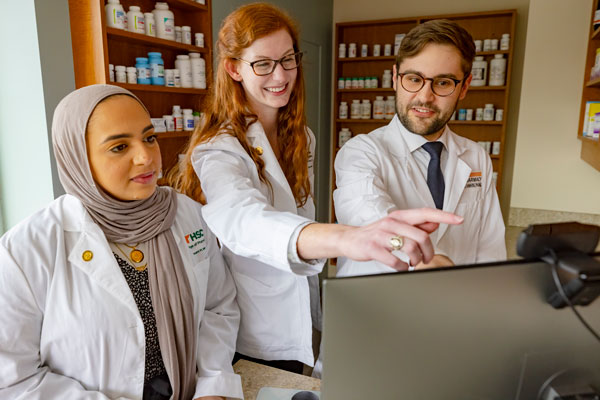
68;0;213;172
331;10;516;221
578;0;600;172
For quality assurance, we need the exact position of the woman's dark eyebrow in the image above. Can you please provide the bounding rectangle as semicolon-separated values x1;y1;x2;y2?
101;125;154;144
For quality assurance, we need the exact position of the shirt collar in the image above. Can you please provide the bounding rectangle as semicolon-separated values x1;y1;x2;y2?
394;115;450;153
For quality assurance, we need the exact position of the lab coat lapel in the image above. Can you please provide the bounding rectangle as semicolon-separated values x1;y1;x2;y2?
68;220;140;317
246;123;298;213
437;131;470;241
386;120;436;209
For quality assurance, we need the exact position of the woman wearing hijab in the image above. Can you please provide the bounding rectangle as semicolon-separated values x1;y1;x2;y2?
0;85;242;400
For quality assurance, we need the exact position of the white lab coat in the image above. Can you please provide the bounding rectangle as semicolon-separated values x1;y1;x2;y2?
191;121;324;366
334;115;506;277
0;193;243;400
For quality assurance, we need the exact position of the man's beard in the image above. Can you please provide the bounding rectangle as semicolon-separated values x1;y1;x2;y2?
396;98;458;137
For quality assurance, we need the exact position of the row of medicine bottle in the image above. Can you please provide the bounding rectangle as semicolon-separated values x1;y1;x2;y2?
110;52;206;89
339;96;395;120
151;105;203;133
105;0;204;46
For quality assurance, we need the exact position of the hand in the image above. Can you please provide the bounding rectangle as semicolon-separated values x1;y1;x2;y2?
337;208;463;271
414;254;454;270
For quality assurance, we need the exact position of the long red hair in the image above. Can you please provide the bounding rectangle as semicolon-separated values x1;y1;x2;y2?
168;2;311;207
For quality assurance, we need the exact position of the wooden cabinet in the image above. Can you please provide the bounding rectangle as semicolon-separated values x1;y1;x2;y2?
578;0;600;171
331;10;516;220
68;0;212;172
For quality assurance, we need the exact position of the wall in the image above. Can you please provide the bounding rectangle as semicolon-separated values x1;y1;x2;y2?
510;0;600;215
333;0;530;219
0;0;74;234
212;0;334;222
0;0;54;233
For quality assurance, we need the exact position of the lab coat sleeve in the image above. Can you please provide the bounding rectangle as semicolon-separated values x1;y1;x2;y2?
0;244;123;400
333;135;398;226
192;147;322;276
194;227;243;400
475;157;507;263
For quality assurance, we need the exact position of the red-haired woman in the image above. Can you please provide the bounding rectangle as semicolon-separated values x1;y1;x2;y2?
169;3;462;374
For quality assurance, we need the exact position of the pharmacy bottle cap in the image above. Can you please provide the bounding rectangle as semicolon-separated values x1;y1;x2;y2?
148;52;162;58
129;6;140;11
183;109;193;113
376;96;384;100
474;56;484;61
494;54;504;58
176;55;190;60
107;0;120;4
144;12;154;17
155;2;169;9
189;53;200;58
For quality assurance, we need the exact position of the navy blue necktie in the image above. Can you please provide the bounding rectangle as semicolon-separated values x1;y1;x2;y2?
422;141;445;210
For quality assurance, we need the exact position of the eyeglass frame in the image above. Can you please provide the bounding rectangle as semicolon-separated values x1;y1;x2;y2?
234;51;304;76
397;72;467;97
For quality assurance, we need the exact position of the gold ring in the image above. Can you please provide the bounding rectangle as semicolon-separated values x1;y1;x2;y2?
389;236;404;251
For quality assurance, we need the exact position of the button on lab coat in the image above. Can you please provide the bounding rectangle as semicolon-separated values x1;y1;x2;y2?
192;122;324;366
0;193;242;399
334;116;506;277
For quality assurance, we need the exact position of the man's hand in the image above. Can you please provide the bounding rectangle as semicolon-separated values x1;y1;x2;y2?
414;254;454;270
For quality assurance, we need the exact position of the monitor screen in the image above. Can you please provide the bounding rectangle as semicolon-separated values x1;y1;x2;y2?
321;258;600;399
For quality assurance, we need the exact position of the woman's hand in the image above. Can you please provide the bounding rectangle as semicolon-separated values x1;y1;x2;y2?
335;208;463;270
297;208;463;270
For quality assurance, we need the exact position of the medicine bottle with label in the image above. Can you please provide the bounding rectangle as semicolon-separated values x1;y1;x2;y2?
348;43;357;58
339;101;348;119
382;70;392;88
470;56;487;86
127;6;144;34
183;109;194;131
361;99;371;119
189;53;206;89
361;44;368;57
163;115;175;131
105;0;126;30
338;77;345;90
483;104;495;121
115;65;126;83
383;44;392;56
175;26;182;42
489;54;506;86
153;2;175;40
148;52;165;85
373;96;385;119
135;57;151;84
384;96;395;119
500;33;510;50
172;105;183;131
109;64;115;82
175;55;192;88
126;67;137;84
339;43;346;58
373;44;381;57
350;99;361;119
182;26;192;45
339;128;352;148
195;33;204;47
144;13;155;36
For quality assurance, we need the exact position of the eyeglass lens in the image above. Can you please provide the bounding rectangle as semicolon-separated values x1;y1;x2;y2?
253;53;302;75
401;73;457;96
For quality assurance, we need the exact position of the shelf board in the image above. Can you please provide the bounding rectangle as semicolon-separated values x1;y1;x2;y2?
475;50;510;56
592;26;600;40
449;120;503;125
585;77;600;88
162;0;208;11
106;27;208;53
112;82;208;94
338;88;394;93
578;135;599;142
157;131;192;139
338;56;396;63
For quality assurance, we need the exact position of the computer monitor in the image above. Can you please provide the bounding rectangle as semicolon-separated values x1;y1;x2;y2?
321;257;600;399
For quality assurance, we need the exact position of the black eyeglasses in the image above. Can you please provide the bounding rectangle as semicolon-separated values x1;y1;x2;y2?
235;52;303;76
398;72;465;97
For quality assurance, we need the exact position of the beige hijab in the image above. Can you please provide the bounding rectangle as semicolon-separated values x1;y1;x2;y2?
52;84;196;399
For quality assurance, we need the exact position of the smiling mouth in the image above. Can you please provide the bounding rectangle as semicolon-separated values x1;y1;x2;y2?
265;84;287;93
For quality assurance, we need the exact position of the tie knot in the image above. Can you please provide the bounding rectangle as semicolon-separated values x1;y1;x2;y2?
422;141;444;159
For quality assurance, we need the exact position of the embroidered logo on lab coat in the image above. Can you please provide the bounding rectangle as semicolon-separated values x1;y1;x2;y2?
466;172;482;188
185;228;206;255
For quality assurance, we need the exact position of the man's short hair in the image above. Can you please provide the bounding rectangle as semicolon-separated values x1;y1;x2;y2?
396;19;476;78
